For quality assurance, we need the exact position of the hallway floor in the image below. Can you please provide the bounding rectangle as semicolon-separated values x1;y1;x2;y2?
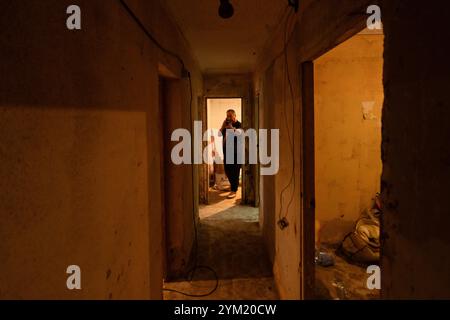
164;188;279;300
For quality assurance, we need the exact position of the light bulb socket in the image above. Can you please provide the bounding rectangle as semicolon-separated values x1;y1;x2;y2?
288;0;299;13
219;0;234;19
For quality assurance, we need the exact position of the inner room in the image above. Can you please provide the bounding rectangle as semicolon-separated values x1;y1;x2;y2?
313;29;384;300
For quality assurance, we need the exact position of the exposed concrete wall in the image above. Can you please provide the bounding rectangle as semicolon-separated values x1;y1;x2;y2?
381;0;450;299
314;34;384;245
0;0;201;299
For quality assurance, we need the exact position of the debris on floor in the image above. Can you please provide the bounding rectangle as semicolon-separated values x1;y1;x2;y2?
315;250;335;267
337;194;381;266
315;194;382;300
315;245;380;300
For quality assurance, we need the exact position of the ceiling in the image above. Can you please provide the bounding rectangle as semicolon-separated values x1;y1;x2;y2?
163;0;288;74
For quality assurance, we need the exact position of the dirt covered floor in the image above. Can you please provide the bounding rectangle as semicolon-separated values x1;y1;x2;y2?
315;245;380;300
164;188;279;300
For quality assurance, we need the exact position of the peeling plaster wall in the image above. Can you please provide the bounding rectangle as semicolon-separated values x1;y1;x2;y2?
314;34;384;245
0;0;201;299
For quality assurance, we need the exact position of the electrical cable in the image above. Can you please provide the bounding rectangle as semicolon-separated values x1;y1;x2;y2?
118;0;219;298
283;9;298;218
277;9;297;224
263;6;295;227
119;0;186;71
269;4;296;64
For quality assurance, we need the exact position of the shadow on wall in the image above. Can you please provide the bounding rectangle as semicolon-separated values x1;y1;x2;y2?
0;106;151;299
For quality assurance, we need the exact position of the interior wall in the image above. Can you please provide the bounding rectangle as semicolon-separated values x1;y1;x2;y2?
257;66;277;271
0;0;202;299
254;35;303;300
381;0;450;299
161;79;198;280
254;0;450;299
253;0;380;300
314;33;384;245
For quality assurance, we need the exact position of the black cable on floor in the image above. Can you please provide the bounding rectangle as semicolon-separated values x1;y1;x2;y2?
118;0;219;298
163;266;219;298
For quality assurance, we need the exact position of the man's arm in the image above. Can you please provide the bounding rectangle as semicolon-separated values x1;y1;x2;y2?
220;120;227;132
220;119;233;136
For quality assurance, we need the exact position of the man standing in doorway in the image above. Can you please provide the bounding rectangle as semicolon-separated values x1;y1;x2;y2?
220;109;242;199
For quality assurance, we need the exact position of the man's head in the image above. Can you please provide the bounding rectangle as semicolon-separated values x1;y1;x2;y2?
226;109;237;123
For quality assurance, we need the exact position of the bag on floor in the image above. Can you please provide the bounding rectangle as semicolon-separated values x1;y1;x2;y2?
337;207;381;264
338;231;380;265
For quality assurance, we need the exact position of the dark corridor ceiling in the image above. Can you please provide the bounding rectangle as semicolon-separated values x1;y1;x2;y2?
163;0;288;74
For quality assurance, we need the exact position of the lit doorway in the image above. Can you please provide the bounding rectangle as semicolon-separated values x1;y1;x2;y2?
204;98;243;213
303;28;384;300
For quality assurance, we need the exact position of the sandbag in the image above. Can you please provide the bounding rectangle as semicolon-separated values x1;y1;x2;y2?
338;207;381;265
339;231;380;264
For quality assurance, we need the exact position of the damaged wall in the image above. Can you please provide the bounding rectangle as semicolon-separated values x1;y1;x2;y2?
0;0;201;299
254;0;378;299
255;0;450;299
314;33;384;245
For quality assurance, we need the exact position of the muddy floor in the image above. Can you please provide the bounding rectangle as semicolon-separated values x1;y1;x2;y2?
164;188;279;300
315;245;380;300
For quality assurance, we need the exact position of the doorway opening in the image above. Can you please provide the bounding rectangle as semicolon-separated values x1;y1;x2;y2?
164;97;277;299
303;29;384;300
205;98;243;209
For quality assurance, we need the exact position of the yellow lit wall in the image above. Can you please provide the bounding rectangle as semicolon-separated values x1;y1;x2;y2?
314;33;384;245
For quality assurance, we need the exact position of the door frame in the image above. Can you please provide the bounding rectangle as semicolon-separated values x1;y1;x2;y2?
301;61;316;299
201;97;245;204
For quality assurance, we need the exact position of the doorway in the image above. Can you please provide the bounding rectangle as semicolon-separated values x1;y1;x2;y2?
303;29;384;300
205;98;243;207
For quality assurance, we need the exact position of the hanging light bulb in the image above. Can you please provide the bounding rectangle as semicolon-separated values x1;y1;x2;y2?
288;0;299;12
219;0;234;19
